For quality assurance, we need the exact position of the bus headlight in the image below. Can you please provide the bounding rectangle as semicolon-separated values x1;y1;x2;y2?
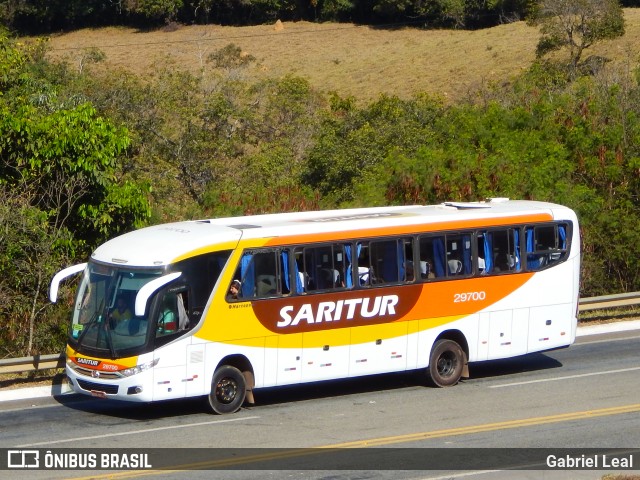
121;359;160;377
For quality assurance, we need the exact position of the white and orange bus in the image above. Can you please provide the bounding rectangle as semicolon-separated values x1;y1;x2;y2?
50;199;580;414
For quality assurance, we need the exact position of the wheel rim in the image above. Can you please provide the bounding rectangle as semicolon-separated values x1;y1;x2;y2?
437;351;457;378
215;378;238;404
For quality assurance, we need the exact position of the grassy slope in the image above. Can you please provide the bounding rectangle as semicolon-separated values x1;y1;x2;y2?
46;9;640;102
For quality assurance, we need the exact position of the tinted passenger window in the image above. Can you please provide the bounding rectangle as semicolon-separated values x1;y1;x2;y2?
295;243;349;292
358;238;414;286
419;234;472;279
478;228;521;274
229;249;291;300
526;223;569;270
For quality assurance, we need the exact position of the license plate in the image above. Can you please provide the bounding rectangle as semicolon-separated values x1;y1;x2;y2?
90;390;107;399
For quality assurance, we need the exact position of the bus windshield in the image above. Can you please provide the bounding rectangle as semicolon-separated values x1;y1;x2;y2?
69;262;163;357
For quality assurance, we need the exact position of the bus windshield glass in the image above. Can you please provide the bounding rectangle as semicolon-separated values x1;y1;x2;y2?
69;262;163;357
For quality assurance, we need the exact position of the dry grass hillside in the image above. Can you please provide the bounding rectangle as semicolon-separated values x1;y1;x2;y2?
45;9;640;102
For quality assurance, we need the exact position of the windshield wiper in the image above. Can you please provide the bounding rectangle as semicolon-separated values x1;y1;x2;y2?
75;299;104;351
102;315;119;360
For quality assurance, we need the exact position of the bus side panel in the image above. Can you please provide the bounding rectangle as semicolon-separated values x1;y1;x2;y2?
526;259;577;353
185;343;206;396
479;308;530;360
511;308;530;355
276;333;303;386
486;310;513;360
302;329;350;382
349;322;408;377
527;303;574;352
153;339;189;401
528;261;575;307
263;336;279;387
477;313;490;361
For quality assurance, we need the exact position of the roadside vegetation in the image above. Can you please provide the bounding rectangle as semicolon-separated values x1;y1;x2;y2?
1;1;639;359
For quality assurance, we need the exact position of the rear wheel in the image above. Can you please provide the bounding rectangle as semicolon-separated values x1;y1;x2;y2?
427;339;464;387
206;365;246;414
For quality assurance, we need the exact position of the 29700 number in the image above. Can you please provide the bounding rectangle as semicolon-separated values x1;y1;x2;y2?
454;291;486;302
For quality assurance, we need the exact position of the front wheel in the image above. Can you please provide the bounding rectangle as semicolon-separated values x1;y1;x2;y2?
206;365;246;414
426;339;465;387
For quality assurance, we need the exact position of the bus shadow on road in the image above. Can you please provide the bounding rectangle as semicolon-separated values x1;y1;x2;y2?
52;352;562;418
52;392;209;420
248;371;422;409
53;371;421;419
468;352;563;381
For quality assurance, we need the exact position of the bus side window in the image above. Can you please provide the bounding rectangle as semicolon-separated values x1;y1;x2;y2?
419;234;471;279
526;223;568;270
480;228;521;274
229;249;293;301
403;238;415;283
157;293;178;337
176;292;190;330
419;236;442;279
300;243;347;292
445;234;472;276
232;250;276;300
359;238;412;286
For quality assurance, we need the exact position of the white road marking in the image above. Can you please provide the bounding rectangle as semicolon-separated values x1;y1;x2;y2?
16;415;260;447
489;366;640;388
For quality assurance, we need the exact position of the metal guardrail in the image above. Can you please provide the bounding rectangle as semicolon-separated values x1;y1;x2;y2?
577;291;640;312
0;353;65;375
1;292;639;376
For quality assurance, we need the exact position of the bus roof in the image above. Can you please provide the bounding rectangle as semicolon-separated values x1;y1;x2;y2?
90;199;576;267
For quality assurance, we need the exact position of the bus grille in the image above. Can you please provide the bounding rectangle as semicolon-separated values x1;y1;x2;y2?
77;380;119;395
69;363;122;379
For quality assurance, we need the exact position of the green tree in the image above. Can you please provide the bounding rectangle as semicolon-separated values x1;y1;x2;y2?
203;75;325;216
0;102;150;244
527;0;625;75
0;190;74;356
0;33;151;356
304;93;442;206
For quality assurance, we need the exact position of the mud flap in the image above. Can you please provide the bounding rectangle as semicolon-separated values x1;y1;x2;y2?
461;352;470;379
243;370;255;405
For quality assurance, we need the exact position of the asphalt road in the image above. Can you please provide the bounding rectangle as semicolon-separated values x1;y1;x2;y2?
1;323;639;480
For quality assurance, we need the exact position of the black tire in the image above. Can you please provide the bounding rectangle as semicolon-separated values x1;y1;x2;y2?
206;365;246;414
427;339;464;387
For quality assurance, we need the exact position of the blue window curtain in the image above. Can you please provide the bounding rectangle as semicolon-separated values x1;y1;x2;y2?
483;233;493;273
526;228;539;270
559;225;566;249
344;243;353;288
432;238;446;277
240;253;254;297
280;250;290;292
